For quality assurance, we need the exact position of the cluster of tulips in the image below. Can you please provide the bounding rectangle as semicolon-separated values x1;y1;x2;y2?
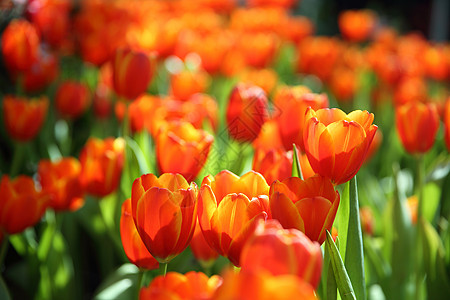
1;0;450;299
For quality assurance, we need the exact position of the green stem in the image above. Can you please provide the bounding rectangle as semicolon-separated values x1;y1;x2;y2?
160;262;168;277
0;232;9;268
10;142;26;177
344;176;366;300
136;269;144;300
415;155;424;221
414;155;425;300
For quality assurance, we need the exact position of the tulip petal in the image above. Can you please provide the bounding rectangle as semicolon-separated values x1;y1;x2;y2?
270;191;305;232
295;196;332;243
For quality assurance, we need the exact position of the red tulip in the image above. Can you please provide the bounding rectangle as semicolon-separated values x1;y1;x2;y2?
120;198;159;270
55;81;91;119
226;83;268;143
269;175;340;244
3;95;48;142
445;99;450;152
190;220;219;266
131;173;198;263
112;47;154;100
0;175;48;235
38;157;84;212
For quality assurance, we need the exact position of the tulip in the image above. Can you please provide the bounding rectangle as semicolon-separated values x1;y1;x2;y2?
93;84;113;119
115;95;161;134
55;81;91;119
329;67;357;103
0;175;48;235
241;219;322;288
393;76;427;107
238;68;278;95
360;207;375;236
140;271;222;300
269;175;340;244
79;137;125;197
1;19;40;73
156;121;214;182
169;68;210;101
120;198;159;270
3;95;48;142
112;47;154;100
303;108;378;185
226;83;269;143
445;99;450;152
198;170;270;266
252;148;292;185
338;10;377;42
424;45;448;81
38;158;84;212
213;268;318;300
23;51;58;93
252;120;284;151
190;220;219;266
273;86;329;151
246;0;296;9
131;173;198;263
396;101;439;154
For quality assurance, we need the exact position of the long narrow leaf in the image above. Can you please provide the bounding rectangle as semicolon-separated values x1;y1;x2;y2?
291;144;303;180
344;176;366;300
325;231;356;300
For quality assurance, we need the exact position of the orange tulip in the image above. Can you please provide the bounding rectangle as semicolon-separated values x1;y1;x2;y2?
246;0;295;9
55;81;91;119
241;219;322;288
407;195;418;225
198;170;270;266
338;10;377;42
3;95;48;142
120;198;159;270
269;175;340;244
445;99;450;152
156;121;214;182
169;68;210;101
252;148;292;185
424;45;448;81
0;175;48;235
226;83;269;143
38;158;84;212
238;68;278;95
364;129;383;164
393;76;427;107
112;47;154;100
252;120;284;151
299;152;316;180
140;271;222;300
79;137;125;197
329;67;357;103
236;32;280;68
1;19;40;73
190;220;219;266
213;268;318;300
303;108;378;185
274;86;329;151
360;207;375;236
396;101;439;154
131;173;198;263
115;95;161;134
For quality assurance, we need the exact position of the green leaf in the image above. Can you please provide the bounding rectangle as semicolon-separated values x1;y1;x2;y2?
326;237;338;300
344;177;366;300
325;231;356;300
0;276;11;300
422;183;441;224
291;144;303;180
336;181;350;261
94;264;140;300
420;219;450;298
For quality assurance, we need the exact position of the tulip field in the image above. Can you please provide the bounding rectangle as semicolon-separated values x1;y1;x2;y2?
1;0;450;299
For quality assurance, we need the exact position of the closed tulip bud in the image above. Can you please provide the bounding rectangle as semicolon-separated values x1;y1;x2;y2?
1;19;40;73
23;51;58;93
269;175;340;245
0;175;48;235
140;271;222;300
3;95;48;142
131;173;197;263
241;219;322;288
338;10;377;42
303;108;377;185
79;137;125;197
55;81;91;119
190;220;219;266
198;170;270;266
252;148;293;185
226;83;269;143
213;268;318;300
156;121;214;182
274;86;329;151
120;198;159;270
396;101;439;154
112;47;154;100
38;158;84;212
